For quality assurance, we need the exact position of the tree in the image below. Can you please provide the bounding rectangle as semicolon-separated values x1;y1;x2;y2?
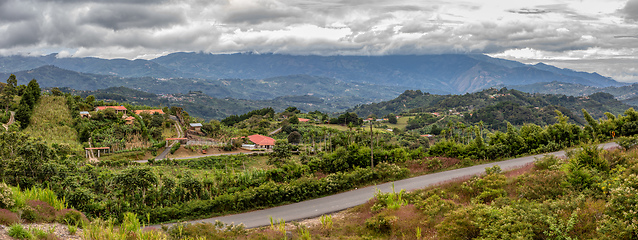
26;79;40;104
1;74;17;111
289;115;299;124
14;102;31;129
288;131;302;144
51;87;62;96
85;95;96;106
388;115;398;124
268;140;293;166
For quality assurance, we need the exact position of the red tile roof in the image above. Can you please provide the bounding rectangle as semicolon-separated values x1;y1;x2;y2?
247;134;275;146
95;106;127;111
298;118;310;122
134;109;165;115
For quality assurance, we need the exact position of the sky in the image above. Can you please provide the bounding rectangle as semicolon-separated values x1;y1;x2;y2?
1;0;638;82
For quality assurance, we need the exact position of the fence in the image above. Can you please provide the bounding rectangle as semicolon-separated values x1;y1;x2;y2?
186;140;221;146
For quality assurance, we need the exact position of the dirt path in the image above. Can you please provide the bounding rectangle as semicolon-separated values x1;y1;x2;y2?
1;111;15;131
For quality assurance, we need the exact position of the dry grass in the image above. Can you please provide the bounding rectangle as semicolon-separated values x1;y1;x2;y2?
24;96;82;151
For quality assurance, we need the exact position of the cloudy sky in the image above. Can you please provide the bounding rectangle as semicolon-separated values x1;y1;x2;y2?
1;0;638;82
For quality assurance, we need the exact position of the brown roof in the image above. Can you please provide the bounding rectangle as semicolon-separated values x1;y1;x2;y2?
95;106;127;111
134;109;165;115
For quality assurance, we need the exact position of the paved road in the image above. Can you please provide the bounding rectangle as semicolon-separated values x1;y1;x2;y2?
153;142;619;229
155;122;184;160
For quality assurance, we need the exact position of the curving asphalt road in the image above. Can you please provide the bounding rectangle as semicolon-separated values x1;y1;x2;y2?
154;142;619;229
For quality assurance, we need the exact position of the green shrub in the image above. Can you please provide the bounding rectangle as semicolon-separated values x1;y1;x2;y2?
534;154;562;170
517;170;568;200
365;213;397;233
426;158;443;170
170;142;181;154
617;136;638;150
7;224;33;239
57;209;89;228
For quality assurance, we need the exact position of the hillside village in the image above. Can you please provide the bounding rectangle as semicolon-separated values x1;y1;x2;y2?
1;74;638;239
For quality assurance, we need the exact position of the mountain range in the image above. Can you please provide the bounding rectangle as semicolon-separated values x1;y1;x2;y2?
0;53;626;95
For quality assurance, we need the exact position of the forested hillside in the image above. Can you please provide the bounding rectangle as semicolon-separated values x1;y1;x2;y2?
352;88;631;131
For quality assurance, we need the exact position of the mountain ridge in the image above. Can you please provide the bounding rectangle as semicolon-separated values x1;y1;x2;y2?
0;52;626;94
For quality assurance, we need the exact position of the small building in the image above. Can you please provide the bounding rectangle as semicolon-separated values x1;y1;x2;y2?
246;134;275;149
80;111;91;118
190;123;203;131
298;118;310;123
124;116;136;125
95;106;127;115
134;109;165;115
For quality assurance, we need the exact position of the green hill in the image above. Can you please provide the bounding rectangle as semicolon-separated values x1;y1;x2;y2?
24;95;82;151
351;88;631;131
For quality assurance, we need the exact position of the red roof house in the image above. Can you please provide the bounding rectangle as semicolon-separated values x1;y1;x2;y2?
247;134;276;149
298;118;310;122
95;106;127;114
134;109;165;115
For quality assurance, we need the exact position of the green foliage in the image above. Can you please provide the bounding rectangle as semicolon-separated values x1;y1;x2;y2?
221;107;274;126
365;213;398;234
7;224;32;239
268;140;293;166
170;142;181;154
371;184;407;212
617;135;638;150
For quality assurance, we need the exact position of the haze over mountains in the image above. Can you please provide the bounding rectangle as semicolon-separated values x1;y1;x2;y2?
0;52;626;96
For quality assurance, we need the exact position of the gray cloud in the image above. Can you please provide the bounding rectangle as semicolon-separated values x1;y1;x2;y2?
0;0;637;81
79;4;186;30
622;0;638;22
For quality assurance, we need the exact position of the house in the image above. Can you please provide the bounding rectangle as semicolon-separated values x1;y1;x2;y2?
95;106;127;115
246;134;276;149
190;123;203;131
134;109;165;115
298;118;310;123
80;111;91;118
124;116;136;125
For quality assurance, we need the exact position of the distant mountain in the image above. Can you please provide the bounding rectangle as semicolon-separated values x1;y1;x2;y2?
0;54;182;78
1;65;405;102
0;53;626;94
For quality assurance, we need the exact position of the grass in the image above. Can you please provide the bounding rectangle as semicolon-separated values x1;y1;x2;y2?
24;95;82;151
386;116;413;130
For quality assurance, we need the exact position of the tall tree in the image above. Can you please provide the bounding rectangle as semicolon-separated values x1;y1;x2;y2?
1;75;17;111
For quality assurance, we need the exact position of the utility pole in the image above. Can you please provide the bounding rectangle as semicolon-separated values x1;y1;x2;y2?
370;122;374;169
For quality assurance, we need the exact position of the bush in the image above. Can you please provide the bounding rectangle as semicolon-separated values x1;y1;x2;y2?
57;209;89;227
0;209;20;225
617;136;638;150
7;224;32;239
26;200;57;222
0;182;15;209
517;170;568;200
365;213;397;233
534;155;562;170
426;158;443;170
170;142;181;154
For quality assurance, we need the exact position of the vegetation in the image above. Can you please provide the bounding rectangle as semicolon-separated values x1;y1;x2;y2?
4;72;638;239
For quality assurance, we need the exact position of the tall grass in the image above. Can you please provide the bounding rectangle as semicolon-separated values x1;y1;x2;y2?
83;212;169;240
24;95;82;151
10;185;67;211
